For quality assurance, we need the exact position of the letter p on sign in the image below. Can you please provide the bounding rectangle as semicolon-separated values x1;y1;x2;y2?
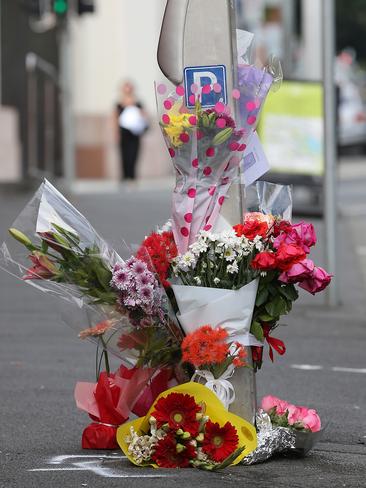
184;65;228;108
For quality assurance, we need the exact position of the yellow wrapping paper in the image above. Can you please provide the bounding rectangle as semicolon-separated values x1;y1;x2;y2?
117;382;257;468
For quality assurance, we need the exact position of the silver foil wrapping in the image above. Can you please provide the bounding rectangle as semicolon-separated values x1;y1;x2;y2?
242;411;296;465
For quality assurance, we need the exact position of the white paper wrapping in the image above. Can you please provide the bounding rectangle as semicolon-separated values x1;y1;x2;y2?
172;279;262;346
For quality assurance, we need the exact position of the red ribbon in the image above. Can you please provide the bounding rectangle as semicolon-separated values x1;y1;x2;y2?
263;325;286;362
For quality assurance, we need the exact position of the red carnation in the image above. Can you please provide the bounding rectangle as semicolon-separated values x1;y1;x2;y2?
251;251;277;270
151;434;196;468
234;220;268;240
272;220;292;237
275;243;306;271
202;420;239;462
151;392;201;435
137;231;177;288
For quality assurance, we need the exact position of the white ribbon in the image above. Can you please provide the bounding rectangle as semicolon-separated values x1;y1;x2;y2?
192;366;236;410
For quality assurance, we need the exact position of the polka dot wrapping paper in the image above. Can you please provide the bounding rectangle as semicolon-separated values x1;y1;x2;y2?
156;66;273;255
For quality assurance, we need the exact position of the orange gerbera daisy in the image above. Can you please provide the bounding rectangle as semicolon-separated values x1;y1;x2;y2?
202;420;239;462
181;325;229;368
151;392;201;435
78;320;113;339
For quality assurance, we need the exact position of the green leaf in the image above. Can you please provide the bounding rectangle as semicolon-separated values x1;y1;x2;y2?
255;287;269;307
279;284;299;301
258;313;274;322
265;295;289;318
251;321;264;341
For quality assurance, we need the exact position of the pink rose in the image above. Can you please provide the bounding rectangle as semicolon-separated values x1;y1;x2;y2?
261;395;290;416
288;405;321;432
292;222;317;253
302;409;322;432
274;222;317;254
261;395;280;412
279;259;315;284
299;266;332;295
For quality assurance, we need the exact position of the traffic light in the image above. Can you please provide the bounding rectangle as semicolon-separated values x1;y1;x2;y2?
53;0;68;16
77;0;95;15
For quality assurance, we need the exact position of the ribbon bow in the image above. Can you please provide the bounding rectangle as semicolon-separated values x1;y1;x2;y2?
263;325;286;362
192;366;236;410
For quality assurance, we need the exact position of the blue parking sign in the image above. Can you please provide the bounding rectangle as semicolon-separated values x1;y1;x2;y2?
184;65;228;108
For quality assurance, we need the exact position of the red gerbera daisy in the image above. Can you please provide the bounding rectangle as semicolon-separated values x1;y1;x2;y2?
202;420;239;462
151;434;196;468
151;392;201;435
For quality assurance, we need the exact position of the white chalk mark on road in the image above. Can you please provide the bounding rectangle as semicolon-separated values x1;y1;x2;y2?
331;367;366;374
291;364;324;371
49;454;124;464
29;454;173;479
291;364;366;374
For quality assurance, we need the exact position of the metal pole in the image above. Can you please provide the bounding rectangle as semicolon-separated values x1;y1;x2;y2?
59;21;75;188
322;0;339;306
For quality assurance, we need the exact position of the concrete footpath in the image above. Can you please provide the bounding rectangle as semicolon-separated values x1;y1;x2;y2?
0;164;366;487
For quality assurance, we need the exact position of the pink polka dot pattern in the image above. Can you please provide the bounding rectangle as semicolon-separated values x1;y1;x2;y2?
208;186;216;196
176;85;185;96
203;166;212;176
189;95;196;105
213;83;222;93
206;147;215;157
168;148;175;157
232;89;241;99
162;114;170;124
157;83;167;95
238;143;247;152
216;118;226;128
229;141;239;151
221;177;229;185
246;100;256;111
184;213;193;223
180;133;190;143
247;115;257;125
181;227;189;237
192;158;199;168
223;105;231;115
202;84;211;94
188;188;196;198
189;115;197;125
204;224;212;231
215;102;225;113
197;130;204;140
218;196;225;206
164;99;173;110
205;215;211;223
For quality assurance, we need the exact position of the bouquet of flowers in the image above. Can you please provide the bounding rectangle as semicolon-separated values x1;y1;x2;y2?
117;383;257;470
0;180;183;448
171;206;332;371
181;325;247;410
261;396;321;433
156;66;273;255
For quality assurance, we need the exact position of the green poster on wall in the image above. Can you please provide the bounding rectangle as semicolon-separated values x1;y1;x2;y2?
259;81;324;177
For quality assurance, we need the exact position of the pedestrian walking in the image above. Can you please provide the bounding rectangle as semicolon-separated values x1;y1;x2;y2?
116;81;148;180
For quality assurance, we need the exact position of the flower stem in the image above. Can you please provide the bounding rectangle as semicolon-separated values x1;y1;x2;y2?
100;336;110;376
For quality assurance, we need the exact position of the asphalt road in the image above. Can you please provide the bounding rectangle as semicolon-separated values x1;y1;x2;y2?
1;164;366;488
